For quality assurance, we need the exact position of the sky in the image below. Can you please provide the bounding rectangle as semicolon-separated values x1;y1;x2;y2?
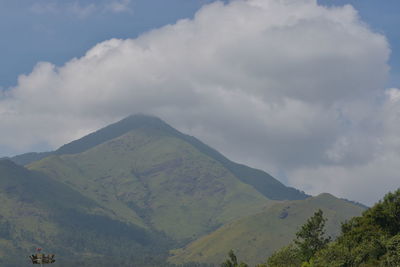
0;0;399;206
0;0;221;88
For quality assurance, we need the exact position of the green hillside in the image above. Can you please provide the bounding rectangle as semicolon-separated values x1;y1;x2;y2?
169;193;365;266
28;127;271;241
12;115;308;201
0;160;171;267
1;115;366;266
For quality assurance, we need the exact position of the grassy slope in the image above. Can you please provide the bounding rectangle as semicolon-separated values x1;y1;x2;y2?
2;116;367;266
176;133;308;201
12;114;308;201
0;159;93;248
169;193;365;266
0;159;173;267
29;128;272;241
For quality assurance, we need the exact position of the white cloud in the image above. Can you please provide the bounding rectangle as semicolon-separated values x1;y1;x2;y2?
69;2;97;18
106;0;133;14
289;88;400;205
2;0;396;205
30;0;133;18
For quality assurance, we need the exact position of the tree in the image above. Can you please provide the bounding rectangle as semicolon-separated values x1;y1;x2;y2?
312;242;352;267
264;189;400;267
220;250;248;267
294;209;331;262
266;244;302;267
382;234;400;267
365;189;400;236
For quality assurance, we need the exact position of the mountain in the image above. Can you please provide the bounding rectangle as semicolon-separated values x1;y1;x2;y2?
27;117;272;241
0;159;170;267
1;114;365;266
12;115;308;201
169;193;365;266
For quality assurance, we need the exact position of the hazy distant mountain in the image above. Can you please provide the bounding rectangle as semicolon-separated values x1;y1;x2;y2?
1;115;365;266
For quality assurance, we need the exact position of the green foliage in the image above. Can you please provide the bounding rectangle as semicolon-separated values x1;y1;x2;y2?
220;250;249;267
294;209;331;262
266;244;302;267
382;234;400;267
264;210;330;267
300;259;315;267
309;189;400;267
312;242;352;267
363;189;400;236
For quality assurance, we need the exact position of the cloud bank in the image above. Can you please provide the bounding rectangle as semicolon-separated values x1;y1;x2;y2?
1;0;396;205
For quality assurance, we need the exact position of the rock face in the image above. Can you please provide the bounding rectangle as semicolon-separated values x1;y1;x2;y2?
1;115;364;266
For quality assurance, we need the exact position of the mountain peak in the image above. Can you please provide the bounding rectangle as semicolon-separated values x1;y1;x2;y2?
122;114;166;126
55;114;171;155
12;114;308;201
316;193;336;199
11;114;172;165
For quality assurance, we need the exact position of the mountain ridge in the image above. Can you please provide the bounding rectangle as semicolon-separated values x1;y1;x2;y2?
12;114;308;201
27;127;273;240
1;114;367;266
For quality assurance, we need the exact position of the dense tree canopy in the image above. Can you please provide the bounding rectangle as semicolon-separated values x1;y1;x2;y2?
221;250;249;267
262;188;400;267
294;209;331;262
